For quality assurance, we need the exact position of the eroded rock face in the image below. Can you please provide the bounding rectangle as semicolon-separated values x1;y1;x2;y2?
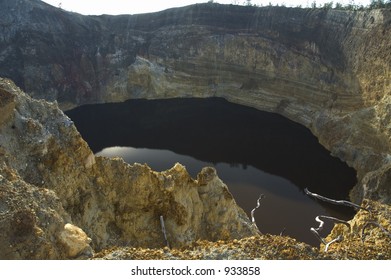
0;88;15;126
0;78;258;258
0;164;70;259
0;1;390;203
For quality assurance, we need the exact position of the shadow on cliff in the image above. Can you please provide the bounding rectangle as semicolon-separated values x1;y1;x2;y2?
0;1;351;106
66;97;357;201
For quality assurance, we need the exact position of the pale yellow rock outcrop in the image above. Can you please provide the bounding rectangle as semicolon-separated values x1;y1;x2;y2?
0;78;258;258
59;224;93;258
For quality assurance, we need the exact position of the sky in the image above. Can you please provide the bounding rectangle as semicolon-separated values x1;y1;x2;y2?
41;0;372;15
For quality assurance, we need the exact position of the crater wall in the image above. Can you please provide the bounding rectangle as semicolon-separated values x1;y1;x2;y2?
0;0;390;202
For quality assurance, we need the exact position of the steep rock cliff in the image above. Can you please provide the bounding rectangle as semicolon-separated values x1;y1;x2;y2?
0;0;390;203
0;78;258;259
1;79;390;259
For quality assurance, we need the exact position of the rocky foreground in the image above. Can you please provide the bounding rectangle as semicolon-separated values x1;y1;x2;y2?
94;200;391;260
1;78;258;259
0;78;390;259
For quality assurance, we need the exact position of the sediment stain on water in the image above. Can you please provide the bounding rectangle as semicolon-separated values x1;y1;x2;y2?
66;97;357;246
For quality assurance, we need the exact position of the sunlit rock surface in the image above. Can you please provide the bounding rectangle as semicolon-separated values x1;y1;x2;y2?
0;0;390;203
0;0;390;259
1;80;389;259
0;78;257;259
94;200;391;260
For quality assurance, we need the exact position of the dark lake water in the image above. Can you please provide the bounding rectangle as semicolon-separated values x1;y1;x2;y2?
66;97;357;246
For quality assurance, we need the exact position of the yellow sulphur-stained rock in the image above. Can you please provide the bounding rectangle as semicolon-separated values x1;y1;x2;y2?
59;223;93;258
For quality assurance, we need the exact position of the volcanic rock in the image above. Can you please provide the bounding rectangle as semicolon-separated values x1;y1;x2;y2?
0;1;390;203
0;78;257;258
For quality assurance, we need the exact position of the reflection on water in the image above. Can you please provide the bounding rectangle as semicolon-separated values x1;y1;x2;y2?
66;97;357;246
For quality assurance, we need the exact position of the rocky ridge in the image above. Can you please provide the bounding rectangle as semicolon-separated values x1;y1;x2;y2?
1;79;390;259
0;0;390;204
0;78;257;259
0;0;390;259
78;200;391;260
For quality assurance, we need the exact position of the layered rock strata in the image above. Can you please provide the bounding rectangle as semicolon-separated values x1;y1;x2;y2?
0;0;390;203
1;78;390;259
0;78;257;259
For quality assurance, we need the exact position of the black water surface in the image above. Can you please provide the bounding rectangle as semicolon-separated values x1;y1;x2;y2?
66;97;357;246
